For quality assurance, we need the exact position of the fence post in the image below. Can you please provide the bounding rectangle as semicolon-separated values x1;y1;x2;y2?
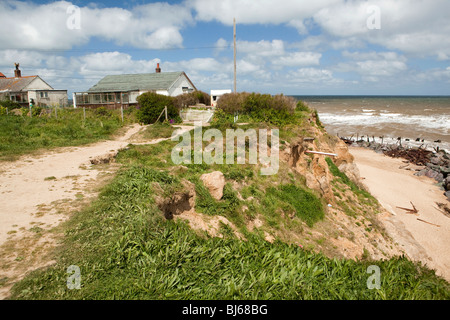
164;105;168;121
121;105;124;123
55;105;58;119
83;107;86;122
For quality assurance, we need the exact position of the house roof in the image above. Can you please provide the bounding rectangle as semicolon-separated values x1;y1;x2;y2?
87;72;195;93
0;75;39;92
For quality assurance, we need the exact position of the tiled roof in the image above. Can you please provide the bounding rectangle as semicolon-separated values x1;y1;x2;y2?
87;72;188;92
0;76;38;92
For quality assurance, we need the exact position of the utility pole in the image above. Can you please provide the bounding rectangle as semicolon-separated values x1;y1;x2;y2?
233;17;237;93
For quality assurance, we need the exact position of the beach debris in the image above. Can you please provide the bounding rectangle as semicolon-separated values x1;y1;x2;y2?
383;147;432;166
305;150;338;157
340;137;353;145
417;218;440;227
396;201;419;214
399;163;410;169
435;202;450;218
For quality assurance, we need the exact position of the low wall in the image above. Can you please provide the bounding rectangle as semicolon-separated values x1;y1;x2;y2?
180;108;214;123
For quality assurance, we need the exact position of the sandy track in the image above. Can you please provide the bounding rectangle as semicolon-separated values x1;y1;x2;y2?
0;124;195;247
0;123;143;247
350;147;450;281
0;123;193;298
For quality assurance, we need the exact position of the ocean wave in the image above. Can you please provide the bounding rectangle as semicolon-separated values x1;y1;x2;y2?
318;112;450;133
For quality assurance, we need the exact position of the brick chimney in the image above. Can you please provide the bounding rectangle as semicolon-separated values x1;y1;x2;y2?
155;63;161;73
14;63;21;78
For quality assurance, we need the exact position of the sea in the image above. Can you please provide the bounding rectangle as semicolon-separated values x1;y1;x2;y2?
292;96;450;153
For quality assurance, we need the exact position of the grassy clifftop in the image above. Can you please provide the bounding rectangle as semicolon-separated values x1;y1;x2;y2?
8;100;450;299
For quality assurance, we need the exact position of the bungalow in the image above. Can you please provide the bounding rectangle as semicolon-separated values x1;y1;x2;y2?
210;89;232;107
0;63;68;107
73;64;197;109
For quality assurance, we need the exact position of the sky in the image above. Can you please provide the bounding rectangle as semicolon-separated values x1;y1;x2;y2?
1;0;450;96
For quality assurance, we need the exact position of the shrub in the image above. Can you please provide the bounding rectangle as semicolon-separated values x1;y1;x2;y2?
0;100;21;110
215;92;296;126
296;100;310;112
174;91;211;109
216;92;249;114
94;106;111;117
136;92;179;124
194;90;211;105
32;106;43;117
209;108;236;129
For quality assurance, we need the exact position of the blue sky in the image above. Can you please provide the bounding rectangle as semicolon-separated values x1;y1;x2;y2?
1;0;449;96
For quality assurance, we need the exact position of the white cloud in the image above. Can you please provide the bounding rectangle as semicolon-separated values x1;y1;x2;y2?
0;1;193;50
288;67;334;83
272;52;321;67
190;0;340;25
237;40;285;57
336;51;408;81
312;0;450;59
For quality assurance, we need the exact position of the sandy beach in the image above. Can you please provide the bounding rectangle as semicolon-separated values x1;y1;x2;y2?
350;147;450;281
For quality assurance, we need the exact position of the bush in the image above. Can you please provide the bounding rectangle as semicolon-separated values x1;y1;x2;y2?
94;106;111;117
216;92;249;114
216;92;296;126
32;106;43;117
296;100;310;112
174;91;211;109
194;90;211;105
0;100;21;110
136;92;180;124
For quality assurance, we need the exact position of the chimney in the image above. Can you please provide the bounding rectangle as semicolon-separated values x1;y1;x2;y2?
155;63;161;73
14;63;21;78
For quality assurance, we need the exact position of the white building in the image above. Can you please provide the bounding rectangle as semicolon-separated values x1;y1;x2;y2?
210;89;232;107
0;64;68;107
73;64;196;108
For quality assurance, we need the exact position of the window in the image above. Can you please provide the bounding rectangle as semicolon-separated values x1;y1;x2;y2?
40;92;48;98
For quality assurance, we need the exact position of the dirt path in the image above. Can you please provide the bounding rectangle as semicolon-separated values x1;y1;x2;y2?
0;123;193;299
350;147;450;282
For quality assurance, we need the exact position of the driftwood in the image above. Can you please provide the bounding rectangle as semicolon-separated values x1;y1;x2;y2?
340;137;353;145
383;147;432;166
305;150;338;157
417;218;440;227
396;201;419;214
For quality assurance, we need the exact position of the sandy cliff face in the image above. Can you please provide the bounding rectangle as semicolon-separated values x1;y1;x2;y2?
159;122;405;261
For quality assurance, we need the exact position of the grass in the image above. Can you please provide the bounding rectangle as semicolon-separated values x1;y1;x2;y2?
325;157;378;206
9;162;450;299
265;184;324;227
0;107;136;161
8;124;450;300
141;122;177;140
